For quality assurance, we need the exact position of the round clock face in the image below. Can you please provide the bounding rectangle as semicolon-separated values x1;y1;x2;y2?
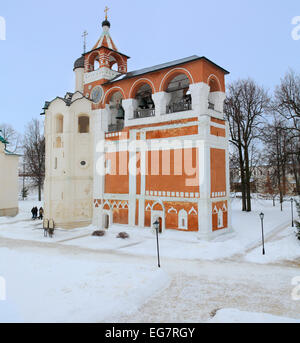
90;86;103;104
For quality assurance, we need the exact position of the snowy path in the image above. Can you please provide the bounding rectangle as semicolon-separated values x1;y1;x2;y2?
114;260;300;323
1;236;300;323
244;219;291;253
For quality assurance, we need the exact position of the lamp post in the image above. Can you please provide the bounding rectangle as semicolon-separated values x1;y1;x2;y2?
259;212;265;255
291;198;294;228
153;219;161;268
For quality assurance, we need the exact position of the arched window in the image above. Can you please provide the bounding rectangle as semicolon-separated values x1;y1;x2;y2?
87;52;100;72
208;77;221;111
93;59;100;71
56;114;63;133
78;115;90;133
166;73;191;114
178;209;188;230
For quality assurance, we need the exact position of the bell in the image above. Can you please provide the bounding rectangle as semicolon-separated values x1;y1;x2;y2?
116;105;125;120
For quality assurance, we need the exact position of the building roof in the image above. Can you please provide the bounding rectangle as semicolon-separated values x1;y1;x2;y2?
73;55;85;70
104;55;230;84
40;92;92;116
92;21;118;52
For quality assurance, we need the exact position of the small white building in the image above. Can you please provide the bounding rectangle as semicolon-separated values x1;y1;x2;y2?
0;133;20;216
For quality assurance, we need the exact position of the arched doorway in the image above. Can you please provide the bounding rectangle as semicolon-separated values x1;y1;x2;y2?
151;202;165;233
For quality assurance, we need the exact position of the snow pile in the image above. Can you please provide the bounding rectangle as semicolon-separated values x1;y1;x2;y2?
0;247;169;323
209;308;300;323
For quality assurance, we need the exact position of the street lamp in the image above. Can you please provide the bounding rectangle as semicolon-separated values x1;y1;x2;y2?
153;219;161;268
259;212;265;255
291;198;294;228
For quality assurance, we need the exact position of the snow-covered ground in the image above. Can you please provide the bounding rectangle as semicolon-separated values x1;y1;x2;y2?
0;197;296;263
208;308;300;323
0;196;299;323
0;246;168;323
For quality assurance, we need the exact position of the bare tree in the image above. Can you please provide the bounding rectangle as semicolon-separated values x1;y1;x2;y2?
0;123;22;153
273;70;300;137
261;118;290;211
23;119;45;201
273;70;300;195
287;137;300;195
225;79;269;212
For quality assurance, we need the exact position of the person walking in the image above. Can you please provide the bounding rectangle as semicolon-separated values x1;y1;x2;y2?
31;207;35;219
39;207;44;220
34;207;38;220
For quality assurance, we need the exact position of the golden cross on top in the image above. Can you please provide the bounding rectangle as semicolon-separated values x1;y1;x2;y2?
104;6;109;20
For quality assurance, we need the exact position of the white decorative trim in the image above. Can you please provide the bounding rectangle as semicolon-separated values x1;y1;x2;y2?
102;86;126;105
207;74;222;92
84;67;120;84
159;67;195;92
188;207;197;215
112;201;118;209
103;200;111;209
129;78;156;98
151;201;164;211
168;207;177;214
178;209;188;230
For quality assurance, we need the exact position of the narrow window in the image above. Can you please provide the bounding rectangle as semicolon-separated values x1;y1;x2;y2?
56;115;63;133
78;116;90;133
178;210;188;230
218;209;223;228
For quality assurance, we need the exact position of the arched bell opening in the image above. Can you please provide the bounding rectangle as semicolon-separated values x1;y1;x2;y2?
165;74;192;114
208;76;221;111
133;83;155;119
107;91;125;132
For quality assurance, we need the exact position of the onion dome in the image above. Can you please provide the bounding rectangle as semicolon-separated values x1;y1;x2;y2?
102;20;111;28
92;19;118;51
73;56;84;70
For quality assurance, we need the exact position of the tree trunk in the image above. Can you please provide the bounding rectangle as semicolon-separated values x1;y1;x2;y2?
244;146;252;212
38;182;42;202
238;146;246;211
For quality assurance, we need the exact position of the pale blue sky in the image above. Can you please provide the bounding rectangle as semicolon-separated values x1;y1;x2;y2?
0;0;299;133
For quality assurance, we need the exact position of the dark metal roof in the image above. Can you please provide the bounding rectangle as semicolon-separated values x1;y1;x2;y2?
104;55;229;85
102;20;111;28
73;55;85;70
40;92;92;116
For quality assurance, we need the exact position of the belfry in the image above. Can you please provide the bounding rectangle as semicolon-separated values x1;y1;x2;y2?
42;10;231;238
